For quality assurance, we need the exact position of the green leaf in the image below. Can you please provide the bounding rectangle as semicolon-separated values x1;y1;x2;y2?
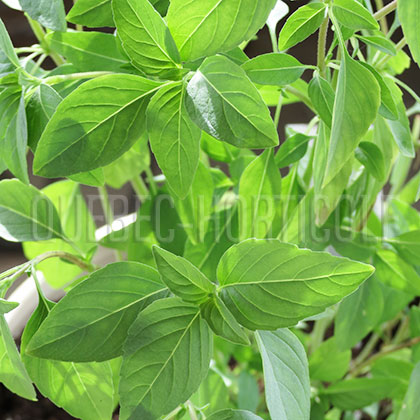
398;0;420;67
152;245;215;304
26;262;167;362
19;0;66;31
171;161;214;244
119;297;212;420
201;297;250;345
0;86;29;183
21;292;114;420
27;84;62;151
22;180;96;288
46;31;129;72
323;52;380;187
0;314;36;400
398;363;420;419
355;141;386;182
0;18;20;68
207;409;263;420
308;75;335;128
374;249;420;295
332;0;378;30
217;239;374;330
321;378;398;410
275;133;311;168
386;230;420;266
201;131;240;163
238;371;259;411
256;329;310;420
186;55;278;149
357;33;396;56
112;0;181;77
0;299;18;314
69;167;105;187
309;337;351;382
241;53;306;86
33;74;163;178
0;179;64;242
278;3;326;51
67;0;115;27
147;81;201;199
238;149;282;240
335;276;384;350
167;0;276;62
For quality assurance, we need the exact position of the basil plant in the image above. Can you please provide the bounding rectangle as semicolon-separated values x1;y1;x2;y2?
1;0;420;418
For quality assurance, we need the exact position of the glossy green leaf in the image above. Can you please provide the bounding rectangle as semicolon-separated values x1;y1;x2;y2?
357;34;396;56
278;3;326;51
112;0;181;77
241;53;305;86
46;31;129;72
69;167;105;187
323;52;380;187
275;133;311;168
201;131;240;163
217;239;374;330
0;179;64;242
186;55;279;149
167;0;276;62
355;141;386;182
208;410;263;420
66;0;115;27
27;84;62;151
398;363;420;419
398;0;420;67
335;276;384;350
27;262;167;362
238;150;281;240
0;18;20;68
147;81;201;199
152;245;215;304
0;314;36;400
256;329;310;420
119;297;212;420
332;0;378;30
309;338;351;382
386;230;420;266
308;75;335;128
201;296;250;345
21;292;114;420
374;249;420;295
33;74;163;177
19;0;66;31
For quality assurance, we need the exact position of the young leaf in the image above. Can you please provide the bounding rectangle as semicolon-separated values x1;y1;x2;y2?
278;3;326;51
398;363;420;420
66;0;115;27
26;262;167;362
19;0;66;32
323;52;380;187
186;55;278;149
21;292;114;420
238;149;282;240
112;0;181;77
332;0;378;31
152;245;215;304
33;74;163;178
335;276;384;350
27;84;62;151
308;75;335;128
45;31;130;72
357;34;396;56
355;141;386;182
119;297;212;420
208;409;263;420
217;239;374;330
0;299;18;314
166;0;276;61
0;18;20;68
0;179;64;242
309;338;351;382
241;53;306;86
275;133;311;168
398;0;420;67
386;230;420;266
201;297;250;345
256;329;310;420
0;315;36;400
147;82;201;199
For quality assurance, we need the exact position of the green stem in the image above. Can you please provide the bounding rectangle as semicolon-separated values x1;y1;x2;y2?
283;85;314;111
317;16;330;78
373;0;397;24
274;94;283;129
310;316;332;354
186;402;199;420
377;37;406;69
145;167;158;196
43;71;112;85
351;332;381;370
131;176;149;202
270;28;279;53
98;186;114;225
